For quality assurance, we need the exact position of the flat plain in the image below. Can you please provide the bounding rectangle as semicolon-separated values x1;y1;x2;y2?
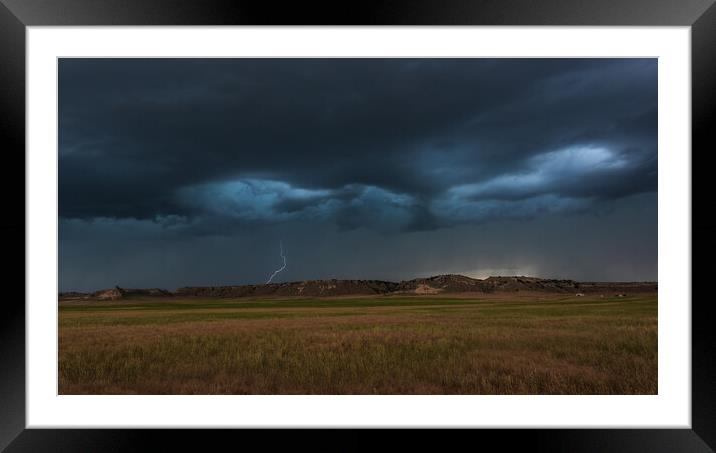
58;293;657;394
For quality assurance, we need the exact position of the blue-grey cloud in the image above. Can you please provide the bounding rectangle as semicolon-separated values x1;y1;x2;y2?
58;58;657;289
59;58;656;228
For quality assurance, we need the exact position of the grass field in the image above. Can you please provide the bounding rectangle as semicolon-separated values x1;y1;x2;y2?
58;293;657;394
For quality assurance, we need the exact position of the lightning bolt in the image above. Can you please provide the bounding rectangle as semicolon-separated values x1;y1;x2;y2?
266;241;287;284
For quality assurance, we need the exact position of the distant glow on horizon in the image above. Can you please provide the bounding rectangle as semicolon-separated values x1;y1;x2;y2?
465;267;540;280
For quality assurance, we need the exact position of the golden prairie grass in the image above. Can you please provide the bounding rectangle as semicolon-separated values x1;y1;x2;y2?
58;294;657;394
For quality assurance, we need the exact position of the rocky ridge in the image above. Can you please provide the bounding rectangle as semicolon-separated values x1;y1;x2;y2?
59;275;657;301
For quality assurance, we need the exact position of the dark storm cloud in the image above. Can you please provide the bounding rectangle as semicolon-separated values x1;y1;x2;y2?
58;58;658;290
59;58;657;233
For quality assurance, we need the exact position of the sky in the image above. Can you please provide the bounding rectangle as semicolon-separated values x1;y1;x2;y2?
58;58;657;291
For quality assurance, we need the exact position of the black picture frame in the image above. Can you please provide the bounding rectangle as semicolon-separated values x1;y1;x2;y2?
1;0;713;450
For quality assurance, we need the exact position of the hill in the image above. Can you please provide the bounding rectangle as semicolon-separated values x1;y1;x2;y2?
59;275;657;301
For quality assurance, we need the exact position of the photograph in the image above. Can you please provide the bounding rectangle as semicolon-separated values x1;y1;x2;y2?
3;0;711;445
58;57;658;395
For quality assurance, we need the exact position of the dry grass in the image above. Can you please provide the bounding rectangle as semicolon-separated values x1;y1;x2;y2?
58;294;657;394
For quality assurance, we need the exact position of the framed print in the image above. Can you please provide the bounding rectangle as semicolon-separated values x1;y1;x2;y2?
2;0;714;450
